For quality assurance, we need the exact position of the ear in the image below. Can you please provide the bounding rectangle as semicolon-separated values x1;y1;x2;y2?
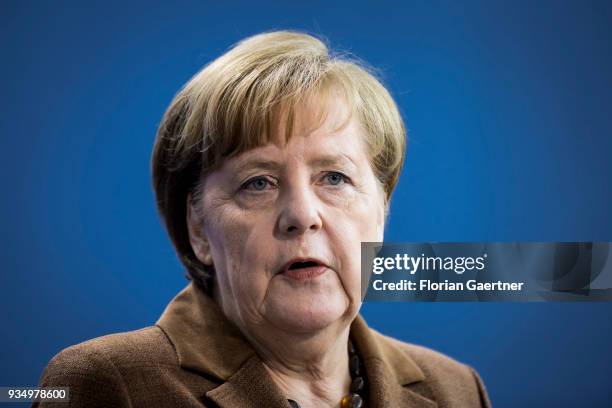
186;193;213;266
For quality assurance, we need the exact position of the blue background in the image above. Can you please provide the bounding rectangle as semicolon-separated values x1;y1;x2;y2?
2;1;611;406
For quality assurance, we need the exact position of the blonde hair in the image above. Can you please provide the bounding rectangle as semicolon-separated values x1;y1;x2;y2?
152;31;406;292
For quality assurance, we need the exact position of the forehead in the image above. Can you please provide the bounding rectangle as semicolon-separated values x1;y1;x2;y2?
227;99;369;169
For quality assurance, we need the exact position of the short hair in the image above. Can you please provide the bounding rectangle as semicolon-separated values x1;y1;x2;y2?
152;30;406;293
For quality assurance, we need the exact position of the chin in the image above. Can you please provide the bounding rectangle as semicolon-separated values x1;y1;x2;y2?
265;296;349;334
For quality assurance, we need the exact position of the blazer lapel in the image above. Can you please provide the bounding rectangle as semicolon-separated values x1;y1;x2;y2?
204;355;290;408
351;316;438;408
156;283;256;380
363;358;436;408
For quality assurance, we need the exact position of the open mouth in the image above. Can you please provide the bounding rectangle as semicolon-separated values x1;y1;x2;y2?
281;259;328;281
288;261;320;270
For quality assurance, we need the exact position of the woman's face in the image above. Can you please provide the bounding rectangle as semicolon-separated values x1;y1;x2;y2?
188;99;386;336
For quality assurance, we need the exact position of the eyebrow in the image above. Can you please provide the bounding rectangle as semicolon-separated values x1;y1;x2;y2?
232;159;282;175
308;153;359;170
231;153;359;175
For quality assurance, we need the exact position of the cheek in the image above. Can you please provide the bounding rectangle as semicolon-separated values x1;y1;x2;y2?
324;183;385;300
331;183;385;241
205;203;274;309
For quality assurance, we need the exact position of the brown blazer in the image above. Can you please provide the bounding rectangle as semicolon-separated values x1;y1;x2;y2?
34;283;491;407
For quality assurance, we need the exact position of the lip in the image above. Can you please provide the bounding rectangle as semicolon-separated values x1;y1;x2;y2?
279;257;330;281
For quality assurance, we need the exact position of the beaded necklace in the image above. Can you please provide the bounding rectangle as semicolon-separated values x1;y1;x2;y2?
287;339;366;408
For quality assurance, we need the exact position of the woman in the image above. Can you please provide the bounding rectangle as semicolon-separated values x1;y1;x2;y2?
35;31;490;407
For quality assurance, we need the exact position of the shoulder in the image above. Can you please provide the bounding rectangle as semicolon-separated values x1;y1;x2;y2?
370;329;491;407
42;325;175;377
35;326;177;406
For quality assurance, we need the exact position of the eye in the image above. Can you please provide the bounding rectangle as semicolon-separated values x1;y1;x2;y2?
241;176;275;191
323;171;349;186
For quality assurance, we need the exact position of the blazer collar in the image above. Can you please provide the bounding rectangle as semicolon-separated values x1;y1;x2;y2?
156;282;255;381
156;283;434;407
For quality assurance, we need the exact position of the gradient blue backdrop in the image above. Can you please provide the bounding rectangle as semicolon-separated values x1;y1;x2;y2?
2;1;611;407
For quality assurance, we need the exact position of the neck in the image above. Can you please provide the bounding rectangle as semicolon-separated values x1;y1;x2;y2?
257;326;352;408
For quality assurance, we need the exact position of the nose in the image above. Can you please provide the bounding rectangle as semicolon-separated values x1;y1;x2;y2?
277;184;323;236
